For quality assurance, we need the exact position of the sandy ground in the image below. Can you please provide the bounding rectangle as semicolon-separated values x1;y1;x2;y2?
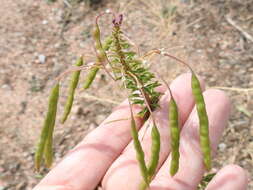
0;0;252;189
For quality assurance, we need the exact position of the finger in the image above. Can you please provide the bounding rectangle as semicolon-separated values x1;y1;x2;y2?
150;89;231;190
34;100;145;190
32;185;70;190
102;73;205;190
206;165;248;190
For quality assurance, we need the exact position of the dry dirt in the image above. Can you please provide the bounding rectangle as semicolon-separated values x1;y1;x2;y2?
0;0;252;189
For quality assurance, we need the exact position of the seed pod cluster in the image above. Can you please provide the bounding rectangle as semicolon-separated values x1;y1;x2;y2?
35;13;213;190
129;107;161;190
157;51;212;174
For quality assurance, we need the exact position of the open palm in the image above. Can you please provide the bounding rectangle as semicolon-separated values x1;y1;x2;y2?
34;73;247;190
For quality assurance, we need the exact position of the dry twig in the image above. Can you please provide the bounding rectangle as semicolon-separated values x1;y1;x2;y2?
226;16;253;43
81;93;120;105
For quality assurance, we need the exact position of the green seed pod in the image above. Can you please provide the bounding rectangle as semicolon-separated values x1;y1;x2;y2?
44;84;59;167
191;73;211;171
35;83;60;171
82;20;110;90
129;101;149;186
147;124;160;178
92;23;101;41
83;67;99;89
61;57;83;123
93;22;108;64
169;96;180;176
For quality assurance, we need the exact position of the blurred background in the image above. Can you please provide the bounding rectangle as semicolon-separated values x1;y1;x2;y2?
0;0;252;189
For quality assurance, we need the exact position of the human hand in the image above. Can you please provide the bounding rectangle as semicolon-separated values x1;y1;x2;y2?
34;73;248;190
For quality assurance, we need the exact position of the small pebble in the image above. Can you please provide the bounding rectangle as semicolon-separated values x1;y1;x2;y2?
79;42;86;48
38;54;46;64
1;84;11;90
42;20;48;25
218;143;227;151
89;123;97;130
95;115;105;124
54;43;60;48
